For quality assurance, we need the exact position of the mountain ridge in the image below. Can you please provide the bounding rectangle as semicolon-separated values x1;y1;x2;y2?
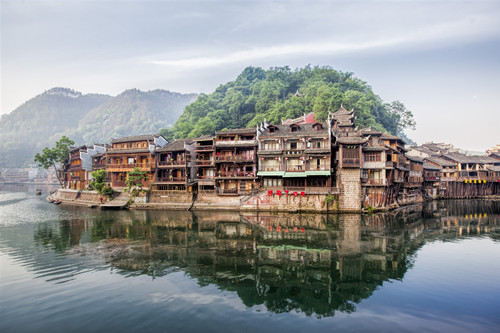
0;87;197;167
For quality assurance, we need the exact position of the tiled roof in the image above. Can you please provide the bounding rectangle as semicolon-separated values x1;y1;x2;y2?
423;162;441;171
336;137;368;144
111;134;162;144
406;155;424;163
195;135;214;141
157;139;192;152
442;153;499;164
216;128;256;135
425;156;456;167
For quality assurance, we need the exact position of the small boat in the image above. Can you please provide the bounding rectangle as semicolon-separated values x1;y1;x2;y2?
54;200;62;205
36;189;42;195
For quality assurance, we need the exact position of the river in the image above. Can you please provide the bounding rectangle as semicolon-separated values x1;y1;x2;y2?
1;184;499;332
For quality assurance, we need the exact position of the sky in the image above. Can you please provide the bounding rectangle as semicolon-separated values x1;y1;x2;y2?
1;0;499;151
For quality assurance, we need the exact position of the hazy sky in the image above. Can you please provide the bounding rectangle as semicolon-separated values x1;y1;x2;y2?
1;0;499;151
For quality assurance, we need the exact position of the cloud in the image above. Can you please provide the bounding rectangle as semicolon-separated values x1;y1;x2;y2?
149;14;499;70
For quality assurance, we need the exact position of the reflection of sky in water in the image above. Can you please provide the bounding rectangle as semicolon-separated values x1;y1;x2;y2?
0;187;499;333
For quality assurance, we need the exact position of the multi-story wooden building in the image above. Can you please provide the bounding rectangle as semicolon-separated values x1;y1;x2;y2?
155;139;195;192
257;122;332;193
65;146;86;190
106;134;168;188
423;162;441;198
215;128;258;195
193;135;216;192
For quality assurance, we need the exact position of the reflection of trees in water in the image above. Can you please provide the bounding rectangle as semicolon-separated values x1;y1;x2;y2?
34;219;87;252
32;200;500;317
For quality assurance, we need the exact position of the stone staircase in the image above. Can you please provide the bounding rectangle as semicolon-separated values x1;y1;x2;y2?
101;192;130;209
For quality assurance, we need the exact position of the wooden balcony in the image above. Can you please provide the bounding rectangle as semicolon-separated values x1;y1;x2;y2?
361;178;387;186
195;160;214;166
215;155;255;162
156;177;186;183
264;186;339;194
158;160;187;167
194;145;214;151
106;163;154;171
216;171;256;178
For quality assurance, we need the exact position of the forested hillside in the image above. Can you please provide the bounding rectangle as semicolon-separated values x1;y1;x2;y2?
74;89;198;144
164;66;414;140
0;88;111;168
0;88;197;167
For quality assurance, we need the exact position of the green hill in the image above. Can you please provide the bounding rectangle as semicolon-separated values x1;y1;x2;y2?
0;88;197;167
166;66;414;140
0;88;111;168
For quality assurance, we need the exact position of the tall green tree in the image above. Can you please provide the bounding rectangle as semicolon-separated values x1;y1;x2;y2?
34;136;75;186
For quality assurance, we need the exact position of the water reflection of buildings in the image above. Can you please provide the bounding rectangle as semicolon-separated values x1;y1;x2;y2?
27;200;500;317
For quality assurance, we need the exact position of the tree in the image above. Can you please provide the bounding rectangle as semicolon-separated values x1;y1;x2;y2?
385;101;416;134
126;167;147;195
34;136;75;186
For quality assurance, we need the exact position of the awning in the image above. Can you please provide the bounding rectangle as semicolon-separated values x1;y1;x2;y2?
283;172;307;178
257;171;285;177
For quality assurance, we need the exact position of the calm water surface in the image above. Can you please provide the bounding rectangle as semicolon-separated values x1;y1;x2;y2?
1;184;499;332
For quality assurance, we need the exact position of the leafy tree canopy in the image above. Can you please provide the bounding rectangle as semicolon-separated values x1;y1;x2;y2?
34;136;75;185
167;65;415;139
34;136;74;169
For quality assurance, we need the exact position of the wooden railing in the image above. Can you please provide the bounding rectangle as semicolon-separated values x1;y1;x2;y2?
216;155;255;162
158;160;186;166
107;163;154;169
361;178;386;185
264;186;339;194
157;177;185;182
217;172;256;178
195;160;214;166
194;145;214;151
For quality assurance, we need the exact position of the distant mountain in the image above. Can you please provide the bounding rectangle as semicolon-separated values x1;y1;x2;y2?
0;88;197;168
74;89;197;144
0;88;111;168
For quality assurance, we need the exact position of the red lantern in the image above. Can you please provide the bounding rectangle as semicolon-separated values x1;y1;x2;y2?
293;227;298;232
300;227;305;232
284;190;289;196
267;190;273;196
300;191;305;196
293;191;298;196
276;190;282;196
277;226;282;232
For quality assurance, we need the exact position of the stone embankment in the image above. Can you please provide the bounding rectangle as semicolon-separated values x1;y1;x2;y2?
48;188;426;212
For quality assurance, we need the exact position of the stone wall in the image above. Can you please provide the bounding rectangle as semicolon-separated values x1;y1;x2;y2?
241;191;335;212
148;193;192;204
339;168;362;212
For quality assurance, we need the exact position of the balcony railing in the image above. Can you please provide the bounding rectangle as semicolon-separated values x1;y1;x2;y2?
157;177;185;182
194;145;214;151
217;171;256;178
195;160;214;166
424;177;440;182
107;163;154;170
196;175;215;180
264;186;339;195
158;160;186;166
216;155;255;162
259;167;284;172
361;178;386;185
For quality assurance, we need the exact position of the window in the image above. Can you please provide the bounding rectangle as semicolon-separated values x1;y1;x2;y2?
364;152;381;162
290;142;297;149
